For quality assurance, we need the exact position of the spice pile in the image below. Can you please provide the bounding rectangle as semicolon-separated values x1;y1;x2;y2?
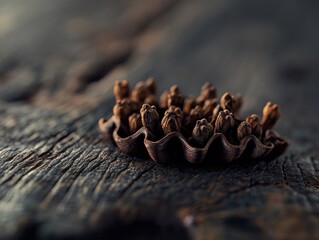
99;78;288;164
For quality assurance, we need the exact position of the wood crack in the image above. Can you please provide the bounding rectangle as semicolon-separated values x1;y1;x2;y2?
117;163;156;198
92;151;121;197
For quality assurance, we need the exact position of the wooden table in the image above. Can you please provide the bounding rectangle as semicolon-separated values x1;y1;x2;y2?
1;0;319;239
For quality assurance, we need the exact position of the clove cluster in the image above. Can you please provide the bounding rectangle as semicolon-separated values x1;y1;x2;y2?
112;78;281;147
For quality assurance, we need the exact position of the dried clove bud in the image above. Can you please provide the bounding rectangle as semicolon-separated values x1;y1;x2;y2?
168;106;183;119
214;109;235;135
201;82;215;93
237;121;252;142
190;106;204;118
183;96;196;114
140;104;161;137
131;81;147;103
211;104;223;124
129;99;141;113
145;77;156;95
168;85;184;108
169;85;181;95
233;93;242;114
161;109;182;135
203;99;218;120
261;101;281;130
114;80;130;101
184;105;204;131
101;78;288;163
200;82;216;99
113;99;131;120
191;118;214;147
168;94;184;108
113;99;131;134
220;92;235;112
197;82;216;105
144;95;158;106
246;114;263;139
159;90;169;109
129;113;142;134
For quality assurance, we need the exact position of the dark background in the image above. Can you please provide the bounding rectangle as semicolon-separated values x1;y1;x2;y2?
1;0;319;239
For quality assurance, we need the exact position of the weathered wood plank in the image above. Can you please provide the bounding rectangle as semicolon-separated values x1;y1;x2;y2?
1;0;319;239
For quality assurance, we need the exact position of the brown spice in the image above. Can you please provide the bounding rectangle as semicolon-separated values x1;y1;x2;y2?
161;108;182;135
246;114;263;139
129;99;142;113
144;95;158;106
169;85;181;95
100;79;288;164
145;77;156;95
113;99;131;120
159;90;169;109
129;113;142;134
233;93;242;114
114;80;130;101
183;96;196;115
261;101;280;130
191;118;214;147
220;92;235;112
214;110;235;135
197;82;216;105
167;85;184;108
237;121;252;142
113;99;131;134
184;105;204;131
140;104;161;138
211;104;222;124
203;99;218;120
168;105;183;119
131;81;147;102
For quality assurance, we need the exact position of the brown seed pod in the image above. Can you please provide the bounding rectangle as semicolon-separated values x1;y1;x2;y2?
113;99;131;134
214;109;235;135
237;121;252;142
145;77;156;95
131;81;147;103
99;79;288;164
129;113;142;134
184;105;204;131
129;99;141;113
246;114;263;139
161;109;182;135
191;118;214;147
261;101;281;130
113;99;131;120
233;93;243;114
211;104;223;124
128;113;143;134
140;104;161;138
168;85;184;108
169;85;181;95
144;95;158;106
114;80;130;101
168;94;184;108
196;82;216;105
168;106;183;119
183;96;196;115
220;92;235;112
159;90;169;109
203;99;218;120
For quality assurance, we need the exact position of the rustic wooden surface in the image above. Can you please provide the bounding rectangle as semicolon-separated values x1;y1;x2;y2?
1;0;319;239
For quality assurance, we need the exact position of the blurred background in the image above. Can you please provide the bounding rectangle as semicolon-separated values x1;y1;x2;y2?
1;0;319;138
1;1;319;239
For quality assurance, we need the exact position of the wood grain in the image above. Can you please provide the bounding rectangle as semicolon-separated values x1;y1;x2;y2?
1;0;319;239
